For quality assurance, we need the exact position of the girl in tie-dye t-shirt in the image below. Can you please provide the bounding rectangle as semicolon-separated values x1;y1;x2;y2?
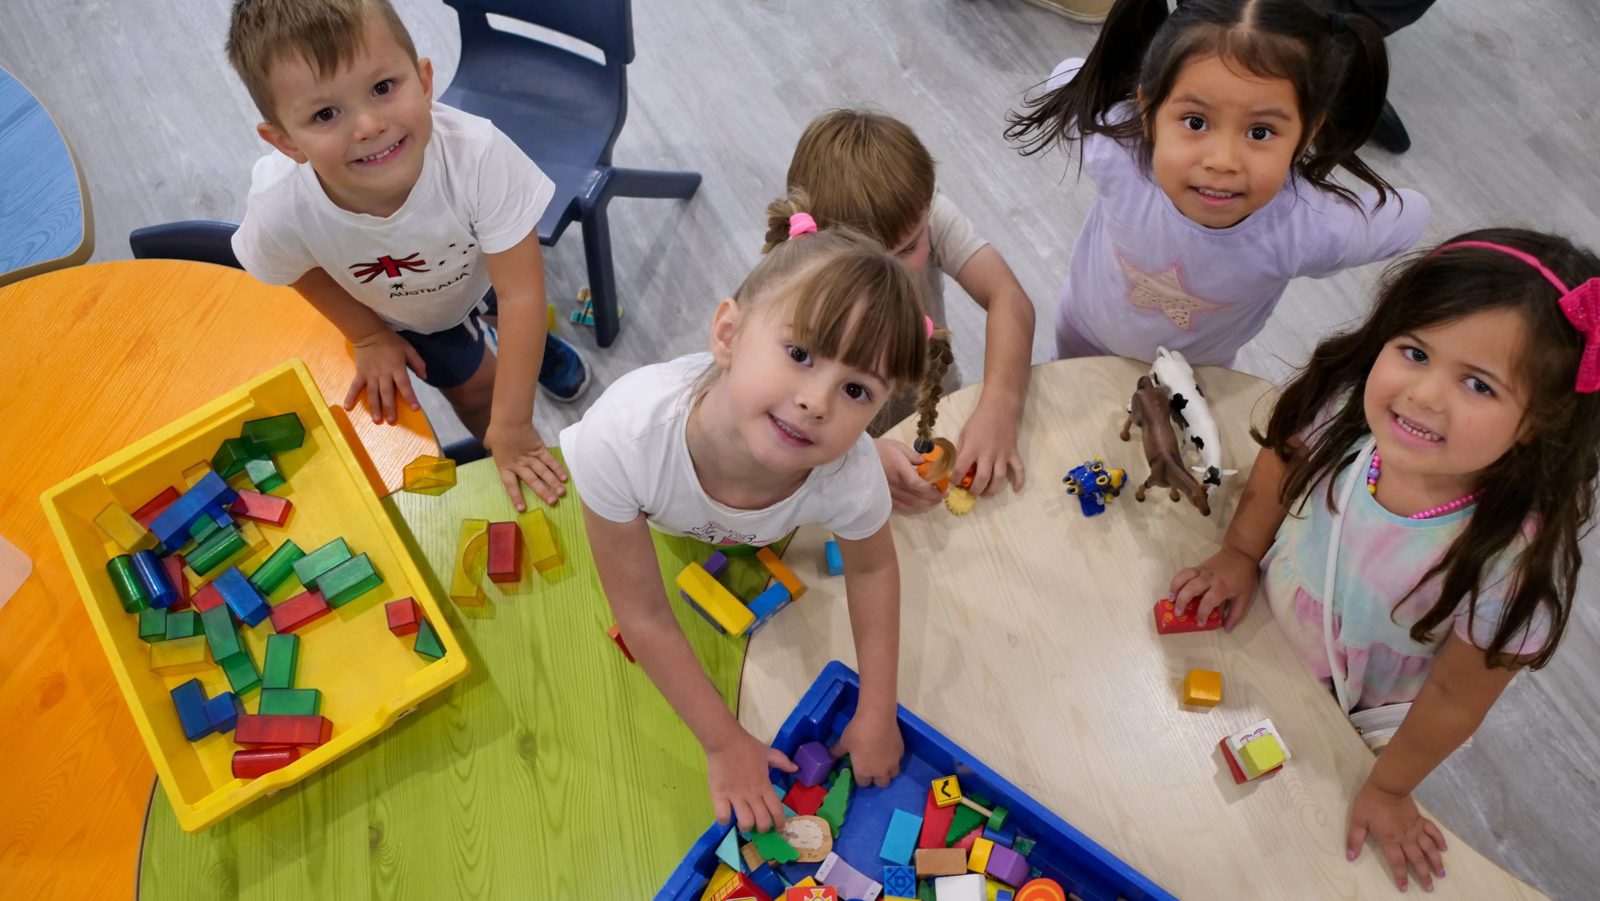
1169;228;1600;893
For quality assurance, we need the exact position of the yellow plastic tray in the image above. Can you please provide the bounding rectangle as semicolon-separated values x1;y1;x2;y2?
40;360;468;832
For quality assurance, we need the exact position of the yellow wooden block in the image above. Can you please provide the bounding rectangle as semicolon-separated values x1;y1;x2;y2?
402;454;457;495
985;878;1008;901
968;836;994;874
238;520;267;553
699;864;738;901
519;508;562;573
932;774;963;807
1240;734;1285;777
756;547;805;600
1182;669;1222;707
181;461;212;487
675;562;753;634
450;519;489;606
149;634;211;674
95;503;157;552
791;877;818;888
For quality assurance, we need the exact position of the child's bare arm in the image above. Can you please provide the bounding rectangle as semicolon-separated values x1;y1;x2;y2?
482;234;566;510
831;523;905;787
951;245;1036;496
1346;634;1523;892
1171;444;1293;628
290;267;424;424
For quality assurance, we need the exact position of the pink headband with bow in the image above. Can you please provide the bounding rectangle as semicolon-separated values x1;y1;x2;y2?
1440;240;1600;393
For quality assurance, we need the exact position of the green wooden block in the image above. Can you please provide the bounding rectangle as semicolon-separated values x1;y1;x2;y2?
241;413;305;454
1012;835;1037;857
165;610;202;640
200;604;243;661
189;525;247;576
258;688;321;716
108;555;150;613
244;456;285;494
219;649;260;696
139;607;169;642
189;515;220;544
817;766;852;836
212;436;267;479
413;618;444;660
249;540;305;595
917;877;937;901
262;633;299;690
748;829;798;864
320;553;380;607
945;802;985;845
294;538;351;588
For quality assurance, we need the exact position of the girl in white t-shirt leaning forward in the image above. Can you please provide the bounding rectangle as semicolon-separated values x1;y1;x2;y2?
560;193;954;832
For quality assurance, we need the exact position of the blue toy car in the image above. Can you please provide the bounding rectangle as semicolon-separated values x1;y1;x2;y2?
1062;458;1127;517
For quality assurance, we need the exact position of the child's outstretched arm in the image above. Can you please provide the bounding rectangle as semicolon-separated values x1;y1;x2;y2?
1170;444;1293;629
580;504;796;831
291;267;426;425
951;246;1036;497
1346;635;1523;893
830;522;905;787
482;234;567;511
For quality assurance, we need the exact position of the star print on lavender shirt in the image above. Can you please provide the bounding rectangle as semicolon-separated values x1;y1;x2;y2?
1117;252;1224;330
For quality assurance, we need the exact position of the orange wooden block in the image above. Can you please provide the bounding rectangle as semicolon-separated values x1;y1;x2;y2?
756;546;805;600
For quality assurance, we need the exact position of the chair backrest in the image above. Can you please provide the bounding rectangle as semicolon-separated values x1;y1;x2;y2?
129;220;242;269
445;0;633;65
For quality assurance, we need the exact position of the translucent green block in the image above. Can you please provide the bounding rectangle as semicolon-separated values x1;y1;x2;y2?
244;457;285;494
189;515;220;544
200;604;242;661
108;555;150;613
165;610;202;640
189;526;247;576
211;436;267;479
258;688;321;716
219;649;260;696
262;633;299;690
139;607;169;642
293;538;351;589
241;413;305;454
249;540;305;595
414;618;444;660
320;553;381;608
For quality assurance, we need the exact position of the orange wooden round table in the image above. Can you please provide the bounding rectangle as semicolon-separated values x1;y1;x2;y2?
0;260;437;899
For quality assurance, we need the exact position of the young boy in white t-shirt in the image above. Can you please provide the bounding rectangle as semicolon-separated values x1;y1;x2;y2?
226;0;586;509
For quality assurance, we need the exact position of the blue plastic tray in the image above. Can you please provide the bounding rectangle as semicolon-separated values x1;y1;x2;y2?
656;661;1175;900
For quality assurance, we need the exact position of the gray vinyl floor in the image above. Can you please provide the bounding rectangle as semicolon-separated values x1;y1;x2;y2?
3;1;1597;896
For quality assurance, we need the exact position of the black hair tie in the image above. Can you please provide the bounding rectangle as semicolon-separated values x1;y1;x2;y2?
1327;11;1349;34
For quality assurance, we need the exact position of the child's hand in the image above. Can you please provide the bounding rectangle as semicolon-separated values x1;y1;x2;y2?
875;438;942;513
1347;781;1448;893
345;330;425;424
831;710;904;788
485;420;568;510
1170;546;1259;631
706;729;797;832
954;402;1026;497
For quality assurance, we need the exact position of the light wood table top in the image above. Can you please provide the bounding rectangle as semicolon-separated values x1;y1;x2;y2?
0;260;435;900
740;357;1544;900
0;66;92;286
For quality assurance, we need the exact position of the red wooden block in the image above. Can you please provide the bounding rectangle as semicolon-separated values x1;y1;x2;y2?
231;489;293;526
386;598;421;635
132;486;181;529
919;786;956;848
1153;597;1222;634
191;581;226;613
952;826;984;850
270;589;331;634
486;521;522;584
232;746;302;779
235;713;332;747
784;781;828;816
606;624;635;662
162;554;192;610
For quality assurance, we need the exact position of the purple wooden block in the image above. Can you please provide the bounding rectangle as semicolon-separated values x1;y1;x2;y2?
816;852;882;901
986;843;1030;888
703;551;729;579
793;740;833;787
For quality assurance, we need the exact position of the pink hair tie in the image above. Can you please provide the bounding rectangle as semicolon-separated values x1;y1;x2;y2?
924;315;935;339
1440;240;1600;393
788;212;818;238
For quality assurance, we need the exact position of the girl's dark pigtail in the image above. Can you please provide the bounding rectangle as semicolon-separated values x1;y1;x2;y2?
914;329;955;446
1305;12;1395;207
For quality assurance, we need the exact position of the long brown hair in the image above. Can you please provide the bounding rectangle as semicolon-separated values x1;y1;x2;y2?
786;109;937;250
1261;228;1600;668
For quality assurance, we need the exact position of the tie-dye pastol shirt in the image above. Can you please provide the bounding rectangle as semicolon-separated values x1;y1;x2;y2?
1261;443;1551;711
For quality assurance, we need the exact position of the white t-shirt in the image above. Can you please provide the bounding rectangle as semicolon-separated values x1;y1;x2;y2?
560;353;892;546
232;102;555;334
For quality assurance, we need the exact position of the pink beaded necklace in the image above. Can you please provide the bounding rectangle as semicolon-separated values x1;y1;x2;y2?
1365;450;1484;519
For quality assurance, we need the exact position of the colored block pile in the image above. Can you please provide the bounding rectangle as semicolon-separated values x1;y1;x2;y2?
676;547;806;637
445;510;562;607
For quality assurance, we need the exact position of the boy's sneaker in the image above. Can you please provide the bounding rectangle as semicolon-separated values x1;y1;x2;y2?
1018;0;1115;24
539;333;591;403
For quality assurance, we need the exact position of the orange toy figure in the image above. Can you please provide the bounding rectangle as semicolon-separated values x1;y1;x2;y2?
915;437;958;492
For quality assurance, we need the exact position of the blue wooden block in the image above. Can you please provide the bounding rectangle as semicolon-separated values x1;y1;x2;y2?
213;566;270;626
131;549;178;608
170;678;212;741
150;472;236;549
743;582;792;635
748;863;783;898
824;539;844;576
882;864;916;898
204;691;244;734
984;822;1017;846
880;807;922;865
714;826;743;873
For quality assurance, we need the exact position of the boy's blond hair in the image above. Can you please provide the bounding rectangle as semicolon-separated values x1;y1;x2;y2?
785;109;937;250
226;0;418;122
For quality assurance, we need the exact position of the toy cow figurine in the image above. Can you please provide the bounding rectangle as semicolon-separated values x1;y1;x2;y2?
1121;376;1211;516
1149;347;1235;490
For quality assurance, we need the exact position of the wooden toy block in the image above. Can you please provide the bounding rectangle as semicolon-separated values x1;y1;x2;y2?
213;566;270;626
1240;734;1286;777
518;508;562;573
932;775;963;807
917;847;968;877
793;740;834;786
170;678;212;741
262;633;299;689
786;886;837;901
191;581;224;614
231;489;293;526
149;635;210;674
881;807;923;864
260;688;322;717
744;582;792;634
823;539;844;576
161;554;191;610
249;539;305;595
779;815;833;863
188;525;248;576
755;547;806;600
241;412;305;454
713;827;743;873
270;589;331;633
816;766;853;836
983;824;1016;847
232;746;300;779
675;561;753;635
985;844;1030;887
486;521;522;583
164;609;201;640
244;456;285;493
95;502;158;552
189;514;220;545
993;883;1015;901
749;829;799;864
606;624;635;662
697;864;744;901
201;604;244;661
386;598;422;635
149;471;237;551
320;553;381;607
748;863;785;900
1182;669;1222;707
212;436;268;479
920;786;957;848
450;519;490;606
1219;718;1290;783
1154;596;1221;634
414;618;445;660
128;550;176;609
739;841;765;872
402;454;457;495
884;865;917;898
984;805;1009;831
704;550;729;579
946;805;986;845
703;869;774;901
784;781;827;816
1013;878;1066;901
294;537;352;588
220;648;261;696
132;486;181;529
235;713;332;747
1011;836;1036;857
204;691;244;733
181;461;212;487
933;873;985;901
816;852;881;901
139;607;169;642
968;837;995;874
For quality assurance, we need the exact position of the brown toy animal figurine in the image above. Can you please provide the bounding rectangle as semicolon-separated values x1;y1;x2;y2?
1120;376;1211;516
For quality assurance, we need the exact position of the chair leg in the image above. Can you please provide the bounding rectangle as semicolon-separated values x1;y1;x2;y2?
607;167;702;201
580;200;622;348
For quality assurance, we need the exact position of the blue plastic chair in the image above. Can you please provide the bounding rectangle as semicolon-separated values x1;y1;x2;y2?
440;0;701;348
